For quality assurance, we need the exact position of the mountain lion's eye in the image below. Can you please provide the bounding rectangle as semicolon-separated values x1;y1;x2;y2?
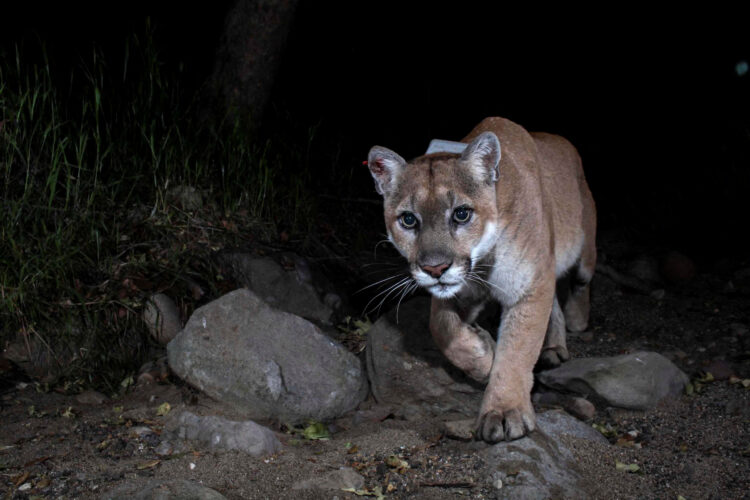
453;206;473;224
399;212;418;229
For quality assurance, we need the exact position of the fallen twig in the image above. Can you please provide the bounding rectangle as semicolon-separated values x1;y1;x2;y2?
419;480;475;488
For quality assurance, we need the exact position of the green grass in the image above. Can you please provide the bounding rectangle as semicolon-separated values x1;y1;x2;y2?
0;29;317;393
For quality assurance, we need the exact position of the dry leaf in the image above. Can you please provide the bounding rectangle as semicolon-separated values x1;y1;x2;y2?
386;454;409;474
156;402;171;417
302;421;330;440
12;471;30;487
615;460;641;473
136;459;161;470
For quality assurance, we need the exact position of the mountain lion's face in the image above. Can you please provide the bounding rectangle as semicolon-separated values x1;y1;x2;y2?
368;133;501;299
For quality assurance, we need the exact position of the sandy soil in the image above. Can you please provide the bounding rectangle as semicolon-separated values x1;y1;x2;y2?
1;249;749;499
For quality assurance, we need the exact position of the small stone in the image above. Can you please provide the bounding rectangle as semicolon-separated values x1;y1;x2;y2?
75;390;109;405
564;397;596;421
18;483;31;491
292;467;365;491
650;289;666;300
155;440;173;456
579;330;594;342
444;419;475;440
396;403;427;421
660;251;696;285
704;359;734;381
143;294;181;345
137;357;169;385
351;405;394;425
532;392;595;421
172;411;281;457
137;372;155;385
493;478;503;489
130;426;155;438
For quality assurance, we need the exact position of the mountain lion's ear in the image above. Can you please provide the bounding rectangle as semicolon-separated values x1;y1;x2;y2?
460;132;501;184
367;146;406;196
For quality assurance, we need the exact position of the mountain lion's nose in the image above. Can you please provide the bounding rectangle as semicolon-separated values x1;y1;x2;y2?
421;262;451;278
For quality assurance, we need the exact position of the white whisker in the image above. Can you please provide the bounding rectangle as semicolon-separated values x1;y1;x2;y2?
395;277;417;323
373;278;411;316
356;272;407;294
363;276;411;316
467;271;508;295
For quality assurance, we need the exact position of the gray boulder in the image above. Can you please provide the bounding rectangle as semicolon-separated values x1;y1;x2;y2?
217;252;336;324
167;289;368;423
167;411;281;456
366;297;484;417
485;410;606;499
536;409;608;443
103;479;226;500
537;351;688;410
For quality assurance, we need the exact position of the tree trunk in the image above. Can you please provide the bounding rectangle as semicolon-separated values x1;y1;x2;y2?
206;0;299;126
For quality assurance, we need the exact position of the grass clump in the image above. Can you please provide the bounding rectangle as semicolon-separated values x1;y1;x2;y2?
0;29;311;393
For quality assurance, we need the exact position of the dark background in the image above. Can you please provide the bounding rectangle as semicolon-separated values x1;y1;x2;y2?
3;3;748;263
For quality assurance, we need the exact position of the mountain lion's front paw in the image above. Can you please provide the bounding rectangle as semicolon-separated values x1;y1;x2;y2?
476;398;536;443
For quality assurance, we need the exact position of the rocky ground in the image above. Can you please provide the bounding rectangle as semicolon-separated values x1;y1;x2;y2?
1;237;749;499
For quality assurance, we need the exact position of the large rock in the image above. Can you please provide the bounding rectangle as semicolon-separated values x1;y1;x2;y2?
167;289;368;423
217;252;337;324
366;297;484;417
165;411;281;457
485;410;606;499
537;351;688;410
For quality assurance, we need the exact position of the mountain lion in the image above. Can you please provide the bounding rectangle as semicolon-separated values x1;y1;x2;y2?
367;117;596;442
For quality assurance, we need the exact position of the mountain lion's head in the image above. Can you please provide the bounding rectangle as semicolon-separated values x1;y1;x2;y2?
367;132;502;299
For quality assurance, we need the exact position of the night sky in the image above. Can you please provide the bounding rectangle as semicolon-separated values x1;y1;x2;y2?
3;3;748;261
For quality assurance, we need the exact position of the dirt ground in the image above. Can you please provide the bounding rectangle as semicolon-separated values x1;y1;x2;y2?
1;243;749;499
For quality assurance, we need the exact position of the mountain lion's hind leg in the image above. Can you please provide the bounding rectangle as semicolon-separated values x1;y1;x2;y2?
565;192;596;333
539;295;569;368
429;298;495;383
564;236;596;332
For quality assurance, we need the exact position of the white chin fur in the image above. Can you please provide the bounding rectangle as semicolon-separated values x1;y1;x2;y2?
428;283;462;299
414;267;463;298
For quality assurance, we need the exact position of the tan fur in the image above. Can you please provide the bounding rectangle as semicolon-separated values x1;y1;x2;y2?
368;117;596;442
